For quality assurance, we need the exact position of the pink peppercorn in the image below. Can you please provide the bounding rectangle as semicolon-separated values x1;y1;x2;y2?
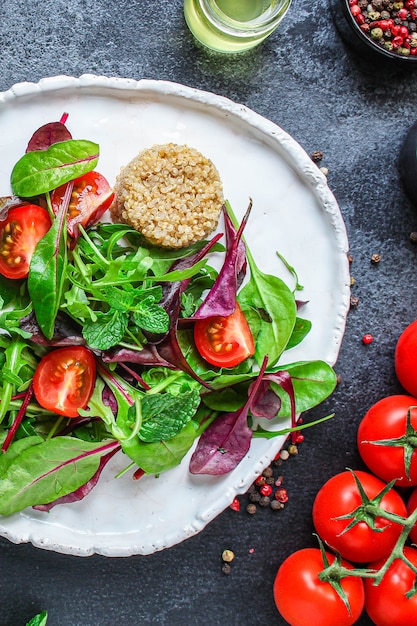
350;4;361;16
398;8;408;19
260;484;273;497
275;488;289;503
362;333;374;345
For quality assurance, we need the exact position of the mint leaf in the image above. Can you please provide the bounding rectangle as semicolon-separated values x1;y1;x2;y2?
83;309;128;349
133;303;170;334
139;389;200;442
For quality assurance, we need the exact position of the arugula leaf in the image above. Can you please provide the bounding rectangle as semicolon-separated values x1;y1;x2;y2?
139;389;200;442
11;139;99;196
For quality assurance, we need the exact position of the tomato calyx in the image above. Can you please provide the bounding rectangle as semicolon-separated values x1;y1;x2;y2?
333;469;408;533
315;535;372;615
361;407;417;482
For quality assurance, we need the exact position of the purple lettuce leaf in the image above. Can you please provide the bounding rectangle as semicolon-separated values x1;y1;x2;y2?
32;443;120;512
26;115;72;152
189;356;268;475
143;232;223;345
192;202;251;320
20;311;85;346
101;344;174;368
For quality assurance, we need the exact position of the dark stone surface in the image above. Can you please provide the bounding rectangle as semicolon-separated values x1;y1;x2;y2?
1;0;417;624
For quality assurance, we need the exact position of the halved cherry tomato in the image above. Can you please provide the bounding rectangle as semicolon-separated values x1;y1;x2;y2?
33;346;96;418
50;171;114;237
0;204;51;279
194;303;255;368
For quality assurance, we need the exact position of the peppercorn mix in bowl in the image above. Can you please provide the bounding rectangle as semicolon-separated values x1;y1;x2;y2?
333;0;417;64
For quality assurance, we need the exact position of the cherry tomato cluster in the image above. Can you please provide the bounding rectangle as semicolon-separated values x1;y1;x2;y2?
273;320;417;626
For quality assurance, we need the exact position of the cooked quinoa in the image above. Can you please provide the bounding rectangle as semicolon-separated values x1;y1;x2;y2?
111;143;224;249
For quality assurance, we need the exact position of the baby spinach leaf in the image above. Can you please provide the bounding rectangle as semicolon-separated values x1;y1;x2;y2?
121;420;199;474
272;360;337;416
28;202;68;340
0;436;114;516
286;317;312;350
139;389;200;442
11;139;99;197
239;265;296;367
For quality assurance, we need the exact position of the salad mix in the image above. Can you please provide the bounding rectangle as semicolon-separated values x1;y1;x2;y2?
0;116;337;516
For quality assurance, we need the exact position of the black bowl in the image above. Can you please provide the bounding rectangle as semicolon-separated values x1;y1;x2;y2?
332;0;417;67
399;122;417;205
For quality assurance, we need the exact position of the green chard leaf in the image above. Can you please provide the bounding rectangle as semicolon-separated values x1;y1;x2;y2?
0;436;112;516
11;139;99;196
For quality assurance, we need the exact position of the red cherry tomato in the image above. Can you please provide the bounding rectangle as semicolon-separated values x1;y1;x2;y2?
312;470;407;563
395;320;417;396
0;204;51;279
193;302;255;368
51;171;114;237
273;548;365;626
357;395;417;486
406;487;417;544
33;346;96;418
364;547;417;626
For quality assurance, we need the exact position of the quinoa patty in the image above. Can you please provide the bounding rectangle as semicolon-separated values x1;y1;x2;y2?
111;143;224;249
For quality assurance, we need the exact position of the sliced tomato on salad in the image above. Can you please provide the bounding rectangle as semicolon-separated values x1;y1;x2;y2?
0;204;52;279
50;171;114;237
33;346;96;418
194;302;255;368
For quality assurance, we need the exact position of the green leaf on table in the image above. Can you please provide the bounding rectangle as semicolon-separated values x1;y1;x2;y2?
11;139;99;196
26;611;48;626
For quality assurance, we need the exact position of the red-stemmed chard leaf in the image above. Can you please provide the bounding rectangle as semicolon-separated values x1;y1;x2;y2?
189;356;269;475
26;113;72;152
33;444;120;512
192;201;251;319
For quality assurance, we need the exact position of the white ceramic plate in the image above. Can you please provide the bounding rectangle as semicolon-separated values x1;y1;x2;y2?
0;75;350;556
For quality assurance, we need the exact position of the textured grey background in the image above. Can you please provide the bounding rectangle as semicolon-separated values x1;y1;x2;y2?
1;0;417;624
